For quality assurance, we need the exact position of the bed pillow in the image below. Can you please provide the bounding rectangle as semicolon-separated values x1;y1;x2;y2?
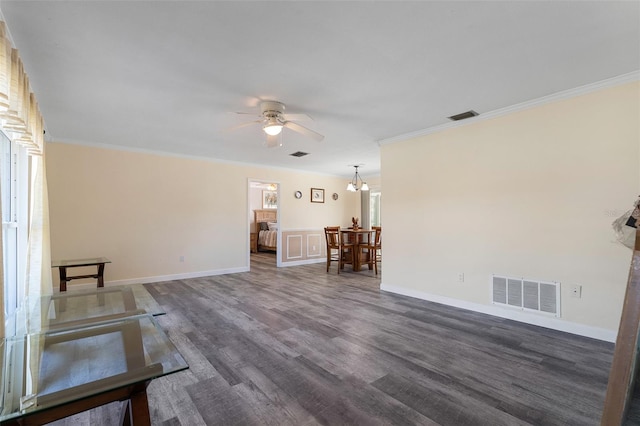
259;222;269;231
267;222;278;231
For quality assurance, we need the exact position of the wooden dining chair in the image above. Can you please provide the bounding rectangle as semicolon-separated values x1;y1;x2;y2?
360;226;382;274
324;227;341;273
324;227;354;274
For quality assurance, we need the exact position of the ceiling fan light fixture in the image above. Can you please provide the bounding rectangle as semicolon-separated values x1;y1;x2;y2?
232;100;323;144
263;120;283;136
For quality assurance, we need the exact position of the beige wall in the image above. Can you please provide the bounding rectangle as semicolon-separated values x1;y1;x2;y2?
46;144;359;285
381;81;639;340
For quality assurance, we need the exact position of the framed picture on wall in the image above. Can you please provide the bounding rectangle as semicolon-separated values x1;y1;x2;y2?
311;188;324;203
262;190;278;209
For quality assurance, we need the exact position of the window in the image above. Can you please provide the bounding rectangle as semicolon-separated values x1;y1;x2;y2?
370;190;381;227
1;130;28;336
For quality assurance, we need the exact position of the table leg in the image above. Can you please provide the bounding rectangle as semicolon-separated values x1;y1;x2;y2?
59;267;68;292
120;400;131;426
120;388;151;426
130;389;151;425
97;263;105;288
96;262;107;305
353;243;361;271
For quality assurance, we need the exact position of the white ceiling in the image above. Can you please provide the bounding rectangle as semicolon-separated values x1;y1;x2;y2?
1;1;638;178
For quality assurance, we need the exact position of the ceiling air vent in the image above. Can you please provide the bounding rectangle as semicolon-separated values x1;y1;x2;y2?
290;151;309;157
448;110;478;121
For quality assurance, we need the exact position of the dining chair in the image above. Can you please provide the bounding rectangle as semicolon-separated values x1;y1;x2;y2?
360;226;382;274
324;227;341;273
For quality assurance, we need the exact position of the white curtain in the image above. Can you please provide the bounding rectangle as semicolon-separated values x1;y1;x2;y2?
25;153;52;333
0;20;49;336
0;156;4;339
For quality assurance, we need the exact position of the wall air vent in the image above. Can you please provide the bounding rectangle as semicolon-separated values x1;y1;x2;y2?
290;151;309;157
492;275;560;317
448;110;479;121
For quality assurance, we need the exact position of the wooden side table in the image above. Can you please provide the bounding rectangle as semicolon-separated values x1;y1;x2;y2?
51;257;111;291
250;233;258;253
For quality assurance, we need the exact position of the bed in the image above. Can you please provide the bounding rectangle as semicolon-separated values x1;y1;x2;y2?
254;209;278;252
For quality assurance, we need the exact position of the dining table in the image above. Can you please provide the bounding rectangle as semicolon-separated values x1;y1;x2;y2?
340;228;373;272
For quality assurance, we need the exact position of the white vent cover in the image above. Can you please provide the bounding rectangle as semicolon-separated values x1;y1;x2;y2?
492;275;560;317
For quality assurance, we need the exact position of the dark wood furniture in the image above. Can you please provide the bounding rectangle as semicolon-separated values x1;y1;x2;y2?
51;257;111;291
602;229;640;425
340;228;373;272
324;227;340;272
250;232;258;253
360;226;382;275
324;226;354;274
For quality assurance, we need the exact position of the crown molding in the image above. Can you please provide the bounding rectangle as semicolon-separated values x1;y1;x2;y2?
48;138;340;178
378;71;640;146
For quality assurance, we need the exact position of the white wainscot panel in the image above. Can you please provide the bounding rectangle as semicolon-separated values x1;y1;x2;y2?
286;234;303;259
307;234;323;258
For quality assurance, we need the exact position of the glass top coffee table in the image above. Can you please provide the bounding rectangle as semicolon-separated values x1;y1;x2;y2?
38;285;164;332
0;287;187;425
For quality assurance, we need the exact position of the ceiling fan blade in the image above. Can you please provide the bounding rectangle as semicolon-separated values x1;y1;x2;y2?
282;113;313;121
283;121;324;141
227;119;262;132
265;133;282;148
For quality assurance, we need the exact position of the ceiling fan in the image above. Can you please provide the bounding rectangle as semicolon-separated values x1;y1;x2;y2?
232;101;324;148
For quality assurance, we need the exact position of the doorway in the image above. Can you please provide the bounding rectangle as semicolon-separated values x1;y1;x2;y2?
248;180;280;267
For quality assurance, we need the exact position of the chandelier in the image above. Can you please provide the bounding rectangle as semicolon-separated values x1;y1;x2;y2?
346;165;369;192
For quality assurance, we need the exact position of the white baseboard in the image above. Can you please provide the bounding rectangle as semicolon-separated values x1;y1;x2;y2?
380;283;617;343
280;258;326;267
57;266;250;291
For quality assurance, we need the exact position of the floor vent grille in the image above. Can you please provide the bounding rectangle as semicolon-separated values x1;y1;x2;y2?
492;275;560;317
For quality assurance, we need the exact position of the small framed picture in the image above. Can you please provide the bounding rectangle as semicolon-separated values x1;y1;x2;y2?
311;188;324;203
262;190;278;209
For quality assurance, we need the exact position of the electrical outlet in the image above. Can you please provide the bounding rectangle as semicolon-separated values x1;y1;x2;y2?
458;272;464;283
571;284;582;298
179;256;185;263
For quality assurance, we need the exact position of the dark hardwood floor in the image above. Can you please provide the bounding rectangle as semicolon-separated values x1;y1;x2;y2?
50;252;616;425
